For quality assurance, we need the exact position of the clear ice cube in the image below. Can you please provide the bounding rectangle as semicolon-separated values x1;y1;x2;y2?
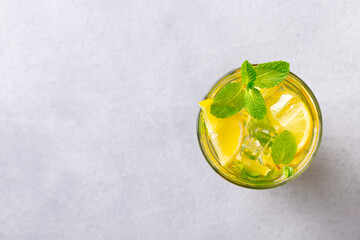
240;115;277;164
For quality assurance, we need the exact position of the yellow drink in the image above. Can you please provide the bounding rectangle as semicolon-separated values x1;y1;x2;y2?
197;67;322;189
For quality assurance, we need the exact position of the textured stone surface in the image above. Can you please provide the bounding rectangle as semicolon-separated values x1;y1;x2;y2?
0;1;359;239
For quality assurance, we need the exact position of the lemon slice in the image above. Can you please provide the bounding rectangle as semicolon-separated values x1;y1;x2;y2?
199;99;244;165
266;91;312;154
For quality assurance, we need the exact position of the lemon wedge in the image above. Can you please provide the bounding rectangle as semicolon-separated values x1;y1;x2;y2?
199;99;244;165
236;155;270;176
266;91;312;154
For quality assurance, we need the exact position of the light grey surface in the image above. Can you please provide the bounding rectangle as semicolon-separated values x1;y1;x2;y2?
0;0;359;239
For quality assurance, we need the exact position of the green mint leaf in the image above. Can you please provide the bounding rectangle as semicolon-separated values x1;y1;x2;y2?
244;88;266;119
254;61;290;88
241;60;256;86
210;83;245;118
282;166;294;178
271;130;297;165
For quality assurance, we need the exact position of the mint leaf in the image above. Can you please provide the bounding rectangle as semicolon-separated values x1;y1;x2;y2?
210;83;245;118
282;166;294;178
210;104;238;118
254;61;290;88
271;130;297;165
244;168;261;177
244;88;266;119
241;60;256;86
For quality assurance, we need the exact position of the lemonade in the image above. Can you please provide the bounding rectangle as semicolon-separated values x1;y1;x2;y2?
197;61;322;189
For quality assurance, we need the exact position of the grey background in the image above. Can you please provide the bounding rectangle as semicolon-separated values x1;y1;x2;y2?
0;0;359;239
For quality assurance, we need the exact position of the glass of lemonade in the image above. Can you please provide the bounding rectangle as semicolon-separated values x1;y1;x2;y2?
197;62;322;189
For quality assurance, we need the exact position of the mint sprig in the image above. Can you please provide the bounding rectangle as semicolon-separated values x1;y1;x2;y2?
271;130;297;165
209;60;290;119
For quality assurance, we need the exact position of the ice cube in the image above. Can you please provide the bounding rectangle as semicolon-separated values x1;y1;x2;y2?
239;113;277;166
241;137;262;161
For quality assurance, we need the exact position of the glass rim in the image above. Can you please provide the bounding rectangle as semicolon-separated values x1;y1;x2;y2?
196;66;323;189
